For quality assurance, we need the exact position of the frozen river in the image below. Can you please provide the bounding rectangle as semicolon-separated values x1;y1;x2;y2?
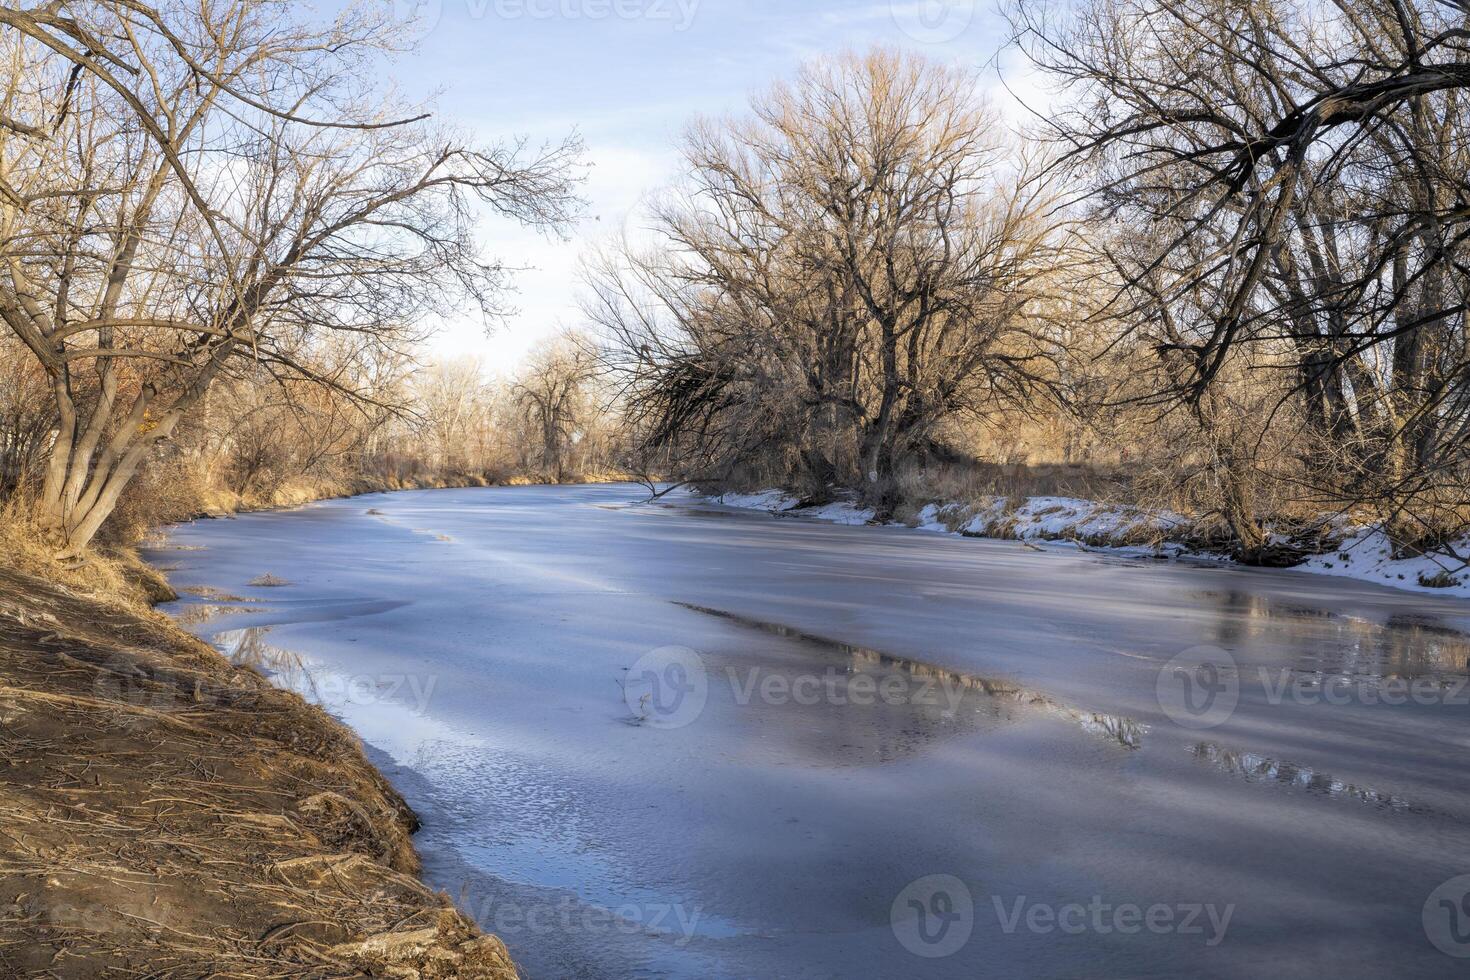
145;484;1470;978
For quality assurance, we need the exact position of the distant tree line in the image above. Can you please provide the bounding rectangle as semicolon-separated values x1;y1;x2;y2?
0;325;623;543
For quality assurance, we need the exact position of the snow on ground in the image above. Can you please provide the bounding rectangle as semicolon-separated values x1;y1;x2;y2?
712;489;876;525
711;489;1184;545
713;490;801;513
1294;526;1470;598
924;496;1188;545
706;488;1470;600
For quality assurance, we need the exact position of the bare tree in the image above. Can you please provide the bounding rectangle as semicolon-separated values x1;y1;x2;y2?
0;0;581;554
414;358;495;475
0;333;52;495
513;332;597;483
1012;0;1470;546
592;49;1067;510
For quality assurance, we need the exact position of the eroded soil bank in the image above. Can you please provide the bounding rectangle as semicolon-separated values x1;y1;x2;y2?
0;565;517;978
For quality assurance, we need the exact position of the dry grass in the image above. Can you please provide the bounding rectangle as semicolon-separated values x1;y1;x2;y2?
248;574;291;588
0;564;518;978
0;499;150;608
166;469;626;522
0;481;532;976
890;460;1131;516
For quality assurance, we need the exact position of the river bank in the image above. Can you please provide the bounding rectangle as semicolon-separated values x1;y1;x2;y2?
705;487;1470;600
0;562;520;978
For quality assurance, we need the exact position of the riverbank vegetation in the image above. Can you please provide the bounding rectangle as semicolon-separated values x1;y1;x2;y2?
4;334;626;551
593;3;1470;575
0;562;518;977
3;0;1470;581
0;1;629;574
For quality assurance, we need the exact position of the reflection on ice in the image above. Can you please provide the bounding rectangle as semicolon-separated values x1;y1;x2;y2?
215;626;314;691
174;603;260;626
209;625;450;748
675;602;1147;751
179;585;256;602
1196;589;1470;680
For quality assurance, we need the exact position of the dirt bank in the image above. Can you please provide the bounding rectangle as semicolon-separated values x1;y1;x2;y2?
0;565;517;978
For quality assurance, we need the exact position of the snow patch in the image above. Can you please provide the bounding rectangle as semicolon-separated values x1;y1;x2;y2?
715;489;800;512
714;489;874;524
945;496;1185;545
1294;526;1470;598
705;488;1470;601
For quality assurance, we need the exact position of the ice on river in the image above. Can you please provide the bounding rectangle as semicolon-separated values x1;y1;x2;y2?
145;484;1470;979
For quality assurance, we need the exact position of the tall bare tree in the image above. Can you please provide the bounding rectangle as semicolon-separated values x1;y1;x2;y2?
592;49;1066;509
414;358;495;475
0;0;580;554
513;332;597;482
1012;0;1470;544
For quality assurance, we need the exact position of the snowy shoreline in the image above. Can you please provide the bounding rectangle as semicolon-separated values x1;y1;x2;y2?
702;489;1470;601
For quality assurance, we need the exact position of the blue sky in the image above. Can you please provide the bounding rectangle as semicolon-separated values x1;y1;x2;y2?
366;0;1035;373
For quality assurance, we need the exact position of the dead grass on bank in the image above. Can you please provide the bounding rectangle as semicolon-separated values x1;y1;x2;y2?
0;565;517;979
120;467;634;528
3;466;642;617
0;493;190;623
892;459;1134;508
0;477;543;976
0;501;141;604
110;468;501;531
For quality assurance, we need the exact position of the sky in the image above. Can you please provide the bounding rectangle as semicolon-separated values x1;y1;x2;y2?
361;0;1040;377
